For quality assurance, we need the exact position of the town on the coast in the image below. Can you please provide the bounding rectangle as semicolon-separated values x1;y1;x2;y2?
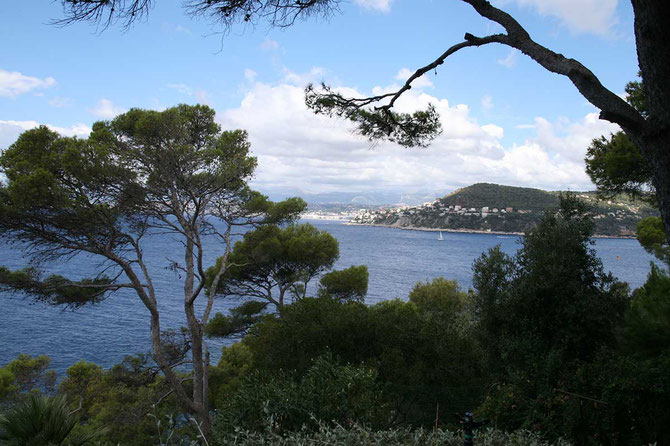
305;183;657;238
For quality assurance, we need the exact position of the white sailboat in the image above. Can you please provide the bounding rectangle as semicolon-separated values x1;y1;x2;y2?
438;231;444;241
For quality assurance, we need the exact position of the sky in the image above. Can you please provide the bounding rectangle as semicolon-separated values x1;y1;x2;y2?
0;0;639;200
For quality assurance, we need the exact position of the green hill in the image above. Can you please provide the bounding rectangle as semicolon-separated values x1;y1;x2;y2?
438;183;559;211
352;183;659;237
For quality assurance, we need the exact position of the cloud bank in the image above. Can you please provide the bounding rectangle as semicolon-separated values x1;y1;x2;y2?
1;71;619;197
218;77;618;196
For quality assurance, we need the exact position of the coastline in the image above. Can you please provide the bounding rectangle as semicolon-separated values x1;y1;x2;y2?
344;222;636;240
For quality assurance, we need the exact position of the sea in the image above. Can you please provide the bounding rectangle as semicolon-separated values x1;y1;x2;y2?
0;219;658;375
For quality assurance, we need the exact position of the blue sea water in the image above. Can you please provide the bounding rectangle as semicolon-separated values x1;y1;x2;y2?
0;219;658;375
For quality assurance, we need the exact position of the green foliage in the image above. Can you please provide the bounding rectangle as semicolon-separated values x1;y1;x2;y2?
305;84;442;148
476;221;670;444
636;216;670;263
0;267;112;308
57;355;188;446
209;343;255;409
2;354;57;397
474;195;628;375
241;285;485;427
624;76;648;117
214;424;570;446
209;223;339;310
0;105;307;440
591;353;670;445
585;131;654;202
0;368;15;401
624;264;670;357
0;105;304;309
205;301;269;338
0;394;105;446
440;183;559;211
473;195;630;434
529;352;670;446
214;354;387;435
471;246;514;371
317;265;369;302
637;216;666;248
408;277;471;319
584;77;654;203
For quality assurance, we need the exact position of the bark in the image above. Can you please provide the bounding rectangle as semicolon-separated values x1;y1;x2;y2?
466;0;670;243
345;0;670;244
110;253;195;414
630;0;670;244
183;235;212;440
461;0;644;131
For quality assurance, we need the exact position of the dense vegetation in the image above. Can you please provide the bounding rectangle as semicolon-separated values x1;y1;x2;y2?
1;194;668;445
1;95;668;445
0;105;305;438
439;183;560;211
358;183;657;237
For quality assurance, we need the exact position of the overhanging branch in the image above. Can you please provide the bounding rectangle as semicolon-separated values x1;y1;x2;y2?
381;33;508;112
305;33;507;146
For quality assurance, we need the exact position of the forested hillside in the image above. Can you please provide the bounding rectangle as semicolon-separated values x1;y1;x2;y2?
439;183;560;211
352;183;658;237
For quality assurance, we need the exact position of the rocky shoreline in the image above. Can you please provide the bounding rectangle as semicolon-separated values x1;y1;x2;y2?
345;222;637;240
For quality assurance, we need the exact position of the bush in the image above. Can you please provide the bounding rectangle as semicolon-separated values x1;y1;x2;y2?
214;354;388;435
241;289;485;427
214;424;571;446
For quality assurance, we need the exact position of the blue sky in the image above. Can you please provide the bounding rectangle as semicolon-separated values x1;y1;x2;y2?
1;0;639;199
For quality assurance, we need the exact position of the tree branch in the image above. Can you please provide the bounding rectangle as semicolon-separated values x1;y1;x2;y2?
460;0;644;131
381;33;508;112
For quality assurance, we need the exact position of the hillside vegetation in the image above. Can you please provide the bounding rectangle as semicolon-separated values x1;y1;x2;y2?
352;183;658;237
439;183;560;211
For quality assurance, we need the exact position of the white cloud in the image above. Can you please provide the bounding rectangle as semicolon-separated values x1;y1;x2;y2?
166;83;210;104
216;77;620;195
395;68;433;89
1;74;617;196
244;69;257;82
49;96;73;108
529;112;619;163
497;49;519;68
218;81;508;195
0;120;91;150
282;66;326;86
482;124;503;139
354;0;392;12
260;39;280;51
481;95;494;111
507;0;619;36
0;69;56;98
167;83;193;95
89;98;126;119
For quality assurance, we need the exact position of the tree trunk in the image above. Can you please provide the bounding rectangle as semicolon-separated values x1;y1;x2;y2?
649;139;670;245
628;131;670;244
182;235;212;441
630;0;670;243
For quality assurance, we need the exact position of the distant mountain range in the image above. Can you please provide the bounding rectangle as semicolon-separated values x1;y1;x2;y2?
269;191;443;206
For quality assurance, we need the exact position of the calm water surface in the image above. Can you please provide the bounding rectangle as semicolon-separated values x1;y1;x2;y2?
0;220;657;374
